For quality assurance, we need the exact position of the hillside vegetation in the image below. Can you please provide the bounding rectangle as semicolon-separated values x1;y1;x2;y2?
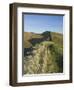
24;31;63;74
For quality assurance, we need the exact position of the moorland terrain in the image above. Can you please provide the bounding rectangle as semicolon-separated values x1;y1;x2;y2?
24;31;63;74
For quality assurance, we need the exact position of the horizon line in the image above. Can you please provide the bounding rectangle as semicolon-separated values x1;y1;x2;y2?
24;30;63;34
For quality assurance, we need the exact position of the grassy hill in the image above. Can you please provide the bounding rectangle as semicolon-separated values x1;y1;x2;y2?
24;31;63;48
24;31;63;74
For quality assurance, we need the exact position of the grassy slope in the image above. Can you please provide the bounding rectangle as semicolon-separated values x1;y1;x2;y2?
51;32;63;48
24;31;63;74
24;32;63;48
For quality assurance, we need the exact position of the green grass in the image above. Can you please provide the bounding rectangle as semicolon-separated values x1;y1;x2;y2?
24;31;63;74
51;32;63;48
24;41;63;74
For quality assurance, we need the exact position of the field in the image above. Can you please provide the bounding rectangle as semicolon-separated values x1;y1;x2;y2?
23;31;63;74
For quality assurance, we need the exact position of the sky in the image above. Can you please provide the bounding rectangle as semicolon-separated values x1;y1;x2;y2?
23;14;63;34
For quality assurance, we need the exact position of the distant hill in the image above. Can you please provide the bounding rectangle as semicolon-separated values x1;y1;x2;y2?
24;32;43;48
